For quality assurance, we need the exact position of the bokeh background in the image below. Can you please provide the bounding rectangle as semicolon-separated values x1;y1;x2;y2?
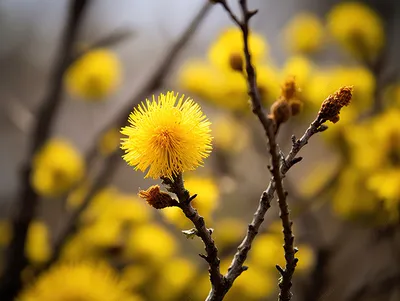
0;0;399;300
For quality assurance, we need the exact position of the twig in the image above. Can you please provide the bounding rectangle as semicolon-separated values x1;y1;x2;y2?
70;27;134;63
161;174;225;300
0;1;88;300
38;1;213;274
217;1;301;300
211;3;328;301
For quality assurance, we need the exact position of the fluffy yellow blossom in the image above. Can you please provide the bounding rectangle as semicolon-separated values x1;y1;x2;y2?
124;223;177;264
332;168;387;223
208;27;268;72
121;265;149;291
281;55;314;89
212;115;249;153
151;258;196;301
327;2;385;61
250;232;314;273
257;64;281;105
17;262;135;301
162;175;219;228
284;12;324;54
178;61;249;112
214;218;246;250
224;262;275;301
25;221;51;265
31;138;85;197
65;49;121;100
121;92;212;179
98;128;121;156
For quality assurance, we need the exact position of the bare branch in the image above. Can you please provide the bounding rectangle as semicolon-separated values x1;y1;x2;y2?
0;1;89;299
161;174;225;299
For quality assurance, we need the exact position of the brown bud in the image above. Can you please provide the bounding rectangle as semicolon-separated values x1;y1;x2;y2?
318;86;353;123
281;76;298;100
229;53;244;72
289;99;303;116
270;98;291;124
138;185;178;209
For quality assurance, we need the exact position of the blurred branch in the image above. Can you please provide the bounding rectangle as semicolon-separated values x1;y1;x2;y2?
0;1;88;300
161;174;225;300
70;27;134;63
36;1;213;274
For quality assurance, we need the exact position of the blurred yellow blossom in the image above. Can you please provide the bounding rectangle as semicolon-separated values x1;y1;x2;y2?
31;138;85;197
151;258;196;301
121;92;212;179
162;175;219;228
224;263;275;301
212;115;249;153
327;2;385;61
124;223;177;264
281;55;314;89
284;12;324;54
65;49;121;100
25;221;52;265
18;262;136;301
257;64;281;105
208;27;268;72
332;168;386;223
98;128;121;156
250;232;314;273
214;218;246;251
121;265;149;291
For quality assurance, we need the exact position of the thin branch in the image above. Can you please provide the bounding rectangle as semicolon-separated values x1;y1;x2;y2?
37;1;213;274
0;1;88;299
218;1;299;300
70;27;134;63
161;174;225;300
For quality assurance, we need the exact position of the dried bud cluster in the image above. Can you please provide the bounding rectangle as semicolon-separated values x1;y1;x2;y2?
138;185;178;209
229;53;244;72
318;86;353;123
270;98;291;124
270;77;304;125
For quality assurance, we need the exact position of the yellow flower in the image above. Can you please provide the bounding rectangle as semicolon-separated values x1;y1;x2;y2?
25;221;51;265
327;2;385;61
224;262;275;301
281;55;314;89
250;232;314;273
332;168;386;224
212;115;249;153
284;12;324;54
65;49;121;100
214;218;246;251
17;262;135;301
162;175;219;228
208;27;267;72
151;258;196;301
121;92;212;179
124;223;177;264
98;128;121;156
367;170;400;213
31;138;85;197
257;64;281;105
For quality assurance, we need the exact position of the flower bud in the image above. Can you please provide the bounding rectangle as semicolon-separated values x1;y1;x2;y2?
318;86;353;123
270;98;291;124
289;99;303;116
138;185;178;209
